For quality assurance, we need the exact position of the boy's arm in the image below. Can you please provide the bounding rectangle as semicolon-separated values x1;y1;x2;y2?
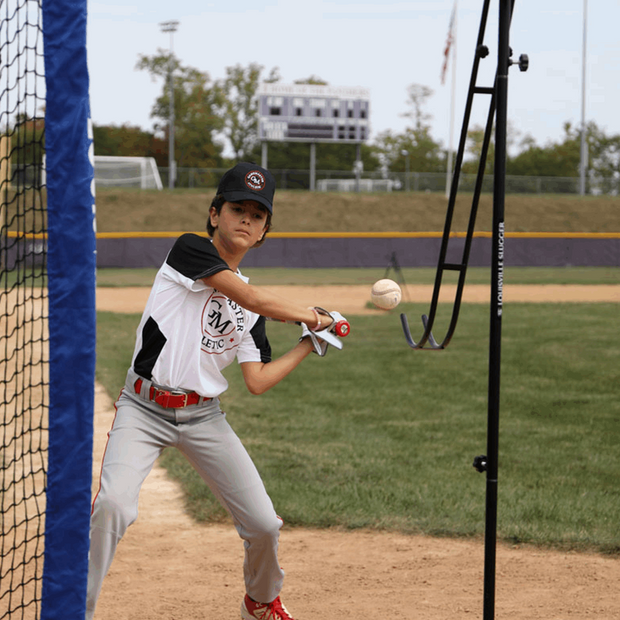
240;338;315;395
205;270;332;330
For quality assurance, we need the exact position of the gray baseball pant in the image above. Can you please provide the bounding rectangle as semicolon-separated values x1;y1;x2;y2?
86;370;284;619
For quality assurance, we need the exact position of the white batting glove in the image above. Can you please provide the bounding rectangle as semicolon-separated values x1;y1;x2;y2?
311;326;343;350
312;307;349;340
300;308;347;356
300;323;329;356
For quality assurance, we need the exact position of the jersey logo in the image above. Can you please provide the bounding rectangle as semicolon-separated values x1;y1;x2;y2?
201;293;245;355
208;303;233;335
245;170;266;191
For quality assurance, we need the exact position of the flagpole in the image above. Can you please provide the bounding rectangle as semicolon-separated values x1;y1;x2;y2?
579;0;588;196
445;0;458;198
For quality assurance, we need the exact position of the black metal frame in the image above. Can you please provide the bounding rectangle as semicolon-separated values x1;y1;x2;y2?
400;2;527;619
400;0;524;351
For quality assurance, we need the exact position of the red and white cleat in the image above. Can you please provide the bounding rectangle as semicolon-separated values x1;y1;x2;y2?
241;594;295;620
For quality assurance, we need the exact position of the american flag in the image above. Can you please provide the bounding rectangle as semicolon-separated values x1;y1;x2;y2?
441;2;457;85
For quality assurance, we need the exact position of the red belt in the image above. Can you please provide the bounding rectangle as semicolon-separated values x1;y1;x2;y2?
134;378;210;409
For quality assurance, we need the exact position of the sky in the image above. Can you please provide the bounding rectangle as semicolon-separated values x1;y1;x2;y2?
87;1;619;158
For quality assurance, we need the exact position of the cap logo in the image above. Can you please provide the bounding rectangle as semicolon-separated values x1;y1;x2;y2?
245;170;266;192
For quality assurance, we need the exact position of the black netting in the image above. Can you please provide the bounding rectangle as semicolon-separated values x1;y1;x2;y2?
1;0;48;618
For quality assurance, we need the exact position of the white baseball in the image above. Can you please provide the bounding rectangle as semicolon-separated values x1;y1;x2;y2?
371;279;402;310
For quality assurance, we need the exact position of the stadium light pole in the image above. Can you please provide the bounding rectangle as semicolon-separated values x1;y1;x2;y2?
579;0;588;196
160;20;179;190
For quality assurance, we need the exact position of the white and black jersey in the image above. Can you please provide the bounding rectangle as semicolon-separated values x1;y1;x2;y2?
130;233;271;397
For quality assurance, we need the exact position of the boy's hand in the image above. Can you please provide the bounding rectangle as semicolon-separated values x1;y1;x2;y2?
311;307;350;338
300;321;345;357
300;323;329;356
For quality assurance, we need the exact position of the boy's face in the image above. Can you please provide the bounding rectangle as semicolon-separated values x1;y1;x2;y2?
210;200;269;250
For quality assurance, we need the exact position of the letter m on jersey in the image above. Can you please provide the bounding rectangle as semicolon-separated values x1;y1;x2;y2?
208;308;233;335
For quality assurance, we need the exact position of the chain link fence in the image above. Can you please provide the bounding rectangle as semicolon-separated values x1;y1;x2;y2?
11;164;616;195
157;167;618;195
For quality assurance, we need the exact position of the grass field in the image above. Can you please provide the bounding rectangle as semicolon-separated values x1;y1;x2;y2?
96;297;620;556
86;178;620;558
95;266;620;288
88;188;620;234
7;188;620;235
2;266;618;290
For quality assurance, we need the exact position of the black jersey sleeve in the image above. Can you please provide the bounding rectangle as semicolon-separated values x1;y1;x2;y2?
250;316;272;363
166;234;231;280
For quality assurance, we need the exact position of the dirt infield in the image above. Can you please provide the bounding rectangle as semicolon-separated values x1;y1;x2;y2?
92;285;620;620
95;283;620;315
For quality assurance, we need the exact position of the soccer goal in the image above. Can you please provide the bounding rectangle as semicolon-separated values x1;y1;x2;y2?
94;155;163;190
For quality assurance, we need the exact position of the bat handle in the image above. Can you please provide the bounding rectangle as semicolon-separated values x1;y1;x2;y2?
334;319;350;338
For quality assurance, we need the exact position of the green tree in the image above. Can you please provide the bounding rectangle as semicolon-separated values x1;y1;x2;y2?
575;121;620;186
220;63;263;160
462;120;524;176
293;75;328;85
402;84;434;132
216;63;287;162
461;123;496;175
92;124;168;165
264;141;375;173
373;128;445;174
8;113;46;166
263;67;282;84
136;50;225;168
371;84;445;174
507;122;580;177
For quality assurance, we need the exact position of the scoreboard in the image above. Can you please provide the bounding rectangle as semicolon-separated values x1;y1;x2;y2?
258;83;370;143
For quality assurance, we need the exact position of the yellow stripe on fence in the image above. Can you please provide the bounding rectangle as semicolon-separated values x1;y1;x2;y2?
5;231;620;240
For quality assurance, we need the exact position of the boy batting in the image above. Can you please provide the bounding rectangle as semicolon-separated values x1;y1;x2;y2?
86;162;347;620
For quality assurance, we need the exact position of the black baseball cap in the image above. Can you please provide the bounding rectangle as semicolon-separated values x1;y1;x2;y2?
217;162;276;214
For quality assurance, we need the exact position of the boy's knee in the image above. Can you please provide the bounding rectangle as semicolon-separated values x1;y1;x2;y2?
92;485;138;533
244;511;283;543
